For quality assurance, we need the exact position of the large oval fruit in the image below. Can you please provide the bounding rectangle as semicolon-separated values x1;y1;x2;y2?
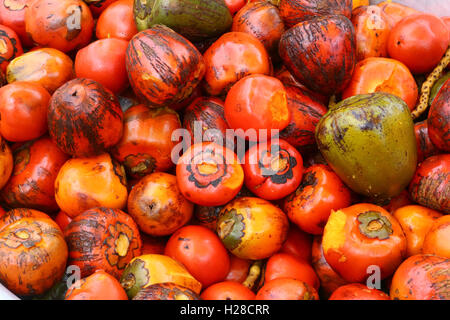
134;0;232;41
316;92;417;203
279;14;356;96
126;25;205;107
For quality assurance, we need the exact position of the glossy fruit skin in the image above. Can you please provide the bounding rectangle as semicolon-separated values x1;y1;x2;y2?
216;197;289;260
225;255;251;283
414;121;440;163
127;172;193;236
265;253;319;290
428;79;450;152
203;32;271;97
409;154;450;214
316;93;417;203
54;210;72;232
387;14;449;75
329;283;390;300
224;0;246;15
126;25;205;107
342;57;418;111
165;225;230;288
351;5;389;61
183;97;229;145
96;0;137;41
224;74;290;139
25;0;94;53
422;215;450;259
390;254;450;300
136;0;232;41
311;236;348;299
256;278;319;300
55;153;128;218
279;14;356;96
283;164;352;235
6;48;74;93
65;270;128;300
0;208;68;296
65;207;142;279
0;134;12;189
393;205;442;257
376;1;418;28
0;24;22;72
133;282;200;300
279;86;327;149
232;2;284;55
279;0;352;28
176;142;244;206
201;281;255;300
120;254;202;299
322;203;407;283
48;78;123;158
86;0;118;16
429;72;450;107
244;139;303;201
75;38;129;94
279;225;312;262
112;105;181;178
0;0;32;47
1;137;69;212
0;81;50;142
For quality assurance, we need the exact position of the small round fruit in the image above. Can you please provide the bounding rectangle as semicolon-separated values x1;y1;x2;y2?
201;281;255;300
256;278;319;300
216;197;289;260
127;172;193;236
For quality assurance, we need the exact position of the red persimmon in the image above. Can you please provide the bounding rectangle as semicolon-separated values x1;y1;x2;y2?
329;283;390;300
96;0;137;41
201;281;255;300
0;24;23;72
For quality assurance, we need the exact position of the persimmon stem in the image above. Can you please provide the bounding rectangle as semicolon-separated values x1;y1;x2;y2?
412;46;450;119
242;260;262;289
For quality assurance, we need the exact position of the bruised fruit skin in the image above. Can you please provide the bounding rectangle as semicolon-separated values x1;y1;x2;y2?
428;79;450;152
1;137;69;212
322;203;406;283
393;205;442;258
351;5;390;61
126;25;205;107
283;164;352;235
127;172;193;236
133;283;200;300
120;254;202;299
112;105;181;178
25;0;95;53
390;254;450;300
279;0;352;28
216;197;289;260
342;57;418;111
232;1;285;55
316;93;417;203
409;154;449;214
329;283;390;300
0;208;68;296
203;32;271;97
6;48;74;94
279;14;356;96
47;78;124;158
55;153;128;218
65;207;142;279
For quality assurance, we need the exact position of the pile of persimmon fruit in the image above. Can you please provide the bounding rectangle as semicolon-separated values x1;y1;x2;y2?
0;0;448;301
